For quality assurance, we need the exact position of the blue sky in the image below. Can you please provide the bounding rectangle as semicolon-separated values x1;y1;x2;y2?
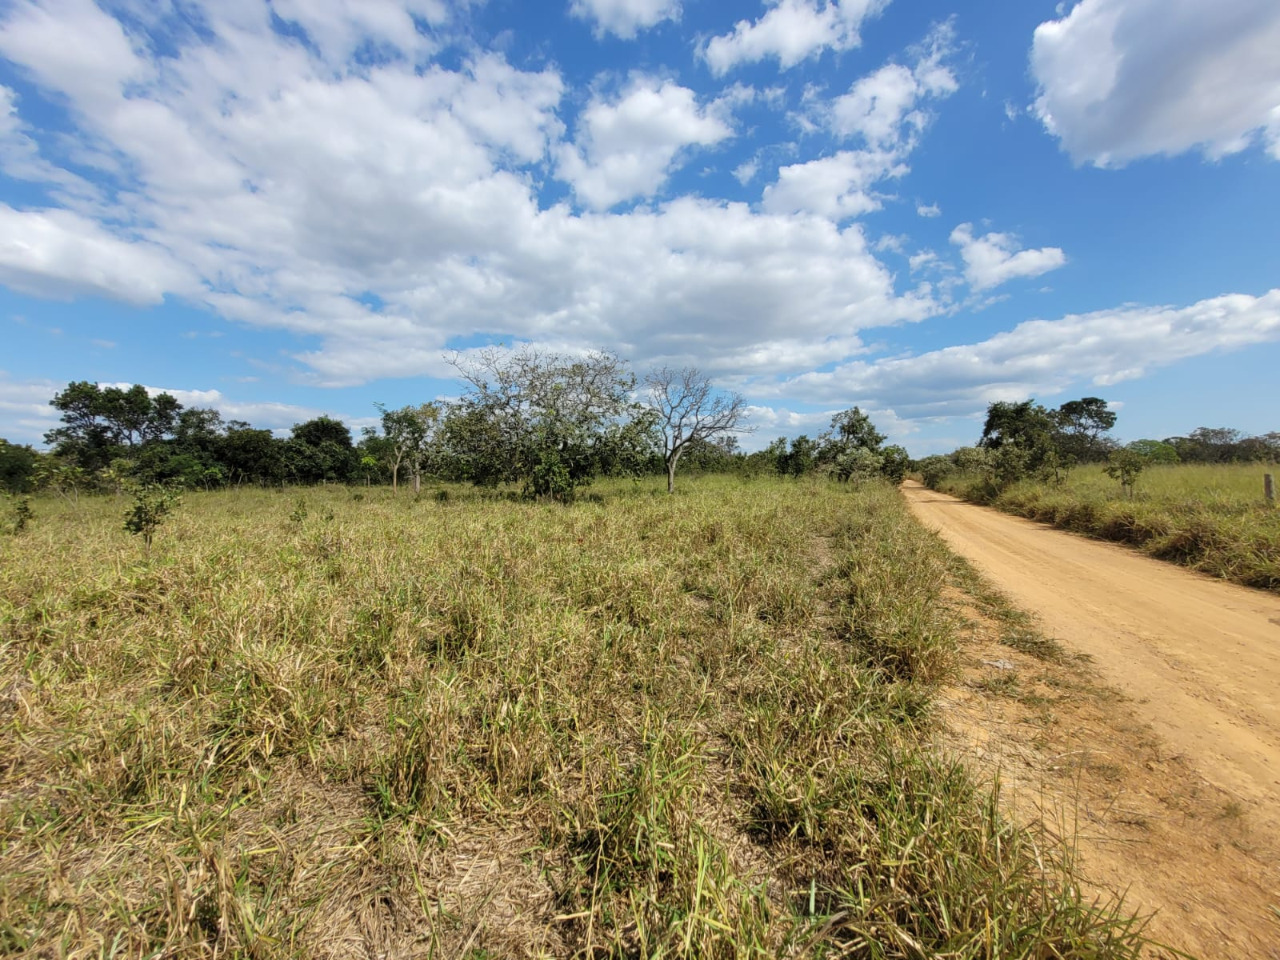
0;0;1277;455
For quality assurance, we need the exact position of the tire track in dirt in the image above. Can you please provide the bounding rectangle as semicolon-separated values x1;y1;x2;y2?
902;480;1280;956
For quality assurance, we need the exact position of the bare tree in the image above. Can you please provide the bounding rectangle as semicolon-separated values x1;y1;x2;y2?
645;366;748;493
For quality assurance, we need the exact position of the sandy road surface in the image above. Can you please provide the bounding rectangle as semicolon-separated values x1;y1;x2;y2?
902;480;1280;839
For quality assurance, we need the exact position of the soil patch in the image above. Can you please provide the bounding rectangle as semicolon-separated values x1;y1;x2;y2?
936;586;1280;958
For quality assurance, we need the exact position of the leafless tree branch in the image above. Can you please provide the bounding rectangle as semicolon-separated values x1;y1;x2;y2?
645;366;749;493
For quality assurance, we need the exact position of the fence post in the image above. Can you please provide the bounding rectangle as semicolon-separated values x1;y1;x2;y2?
1267;473;1275;506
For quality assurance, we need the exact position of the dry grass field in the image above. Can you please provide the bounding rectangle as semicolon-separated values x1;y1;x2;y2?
0;477;1147;957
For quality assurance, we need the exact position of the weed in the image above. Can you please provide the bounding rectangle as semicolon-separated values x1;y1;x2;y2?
1220;800;1245;820
946;553;1066;660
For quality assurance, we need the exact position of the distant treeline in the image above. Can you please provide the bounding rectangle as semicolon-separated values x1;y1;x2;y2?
1157;428;1280;464
914;397;1279;493
7;380;1273;499
0;361;905;497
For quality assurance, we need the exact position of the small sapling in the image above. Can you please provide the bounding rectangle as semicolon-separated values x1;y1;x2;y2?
123;484;182;555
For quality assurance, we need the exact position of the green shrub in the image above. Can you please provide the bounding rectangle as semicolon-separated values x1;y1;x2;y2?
123;484;182;554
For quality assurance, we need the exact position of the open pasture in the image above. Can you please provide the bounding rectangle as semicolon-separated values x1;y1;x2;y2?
1034;462;1275;507
0;478;1144;957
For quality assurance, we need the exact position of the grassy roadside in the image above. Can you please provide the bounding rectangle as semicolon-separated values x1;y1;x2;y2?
930;464;1280;591
1;477;1147;957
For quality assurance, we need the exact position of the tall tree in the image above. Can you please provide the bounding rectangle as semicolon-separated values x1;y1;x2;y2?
376;402;442;493
745;437;789;476
979;400;1054;450
1190;427;1244;462
0;439;37;493
1258;432;1280;462
220;425;284;486
285;416;357;483
45;382;183;471
783;435;819;477
172;407;225;452
448;347;655;500
819;407;889;481
1053;397;1116;462
828;407;885;450
979;400;1058;480
1127;439;1179;464
644;366;748;493
143;406;227;488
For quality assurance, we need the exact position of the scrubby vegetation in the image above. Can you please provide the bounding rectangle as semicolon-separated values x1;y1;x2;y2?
0;477;1146;957
5;369;906;500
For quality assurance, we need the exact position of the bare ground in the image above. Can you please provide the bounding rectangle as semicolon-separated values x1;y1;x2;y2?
903;480;1280;958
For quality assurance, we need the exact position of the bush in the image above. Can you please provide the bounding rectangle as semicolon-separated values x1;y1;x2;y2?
917;455;954;489
1127;439;1179;464
1104;449;1148;499
880;444;910;483
123;484;182;554
527;445;574;502
833;446;882;483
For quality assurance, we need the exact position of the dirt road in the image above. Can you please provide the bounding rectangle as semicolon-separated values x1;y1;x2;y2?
904;480;1280;819
902;480;1280;955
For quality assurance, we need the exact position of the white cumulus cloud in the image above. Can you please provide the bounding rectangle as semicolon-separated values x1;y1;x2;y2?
0;204;196;304
0;372;61;442
557;77;734;209
702;0;891;75
773;288;1280;415
828;24;957;147
269;0;449;64
0;0;936;396
570;0;681;38
732;159;759;184
762;24;955;222
949;223;1066;292
1031;0;1280;166
133;386;359;434
762;149;903;218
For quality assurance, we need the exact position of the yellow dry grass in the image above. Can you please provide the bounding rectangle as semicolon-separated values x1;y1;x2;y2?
1;477;1147;957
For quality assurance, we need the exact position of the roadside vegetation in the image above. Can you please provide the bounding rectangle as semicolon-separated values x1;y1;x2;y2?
916;399;1280;592
930;462;1280;591
0;477;1147;957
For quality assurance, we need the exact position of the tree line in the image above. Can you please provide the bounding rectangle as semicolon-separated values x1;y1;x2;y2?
916;396;1280;493
0;350;909;500
5;375;1276;501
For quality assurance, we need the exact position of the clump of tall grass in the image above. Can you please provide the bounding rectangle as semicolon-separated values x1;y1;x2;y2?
935;462;1280;590
0;477;1147;956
